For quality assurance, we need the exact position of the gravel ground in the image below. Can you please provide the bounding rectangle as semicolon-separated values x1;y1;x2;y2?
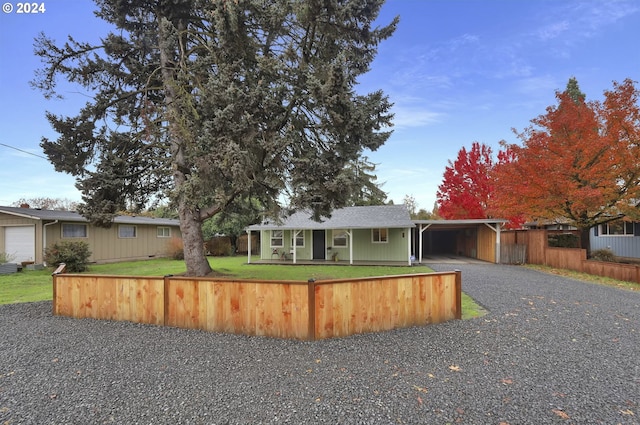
1;263;639;424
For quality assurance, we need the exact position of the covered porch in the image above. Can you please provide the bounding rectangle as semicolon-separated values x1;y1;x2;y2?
249;258;419;267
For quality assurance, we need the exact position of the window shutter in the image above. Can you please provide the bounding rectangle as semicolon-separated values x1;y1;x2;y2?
634;222;640;236
593;225;599;236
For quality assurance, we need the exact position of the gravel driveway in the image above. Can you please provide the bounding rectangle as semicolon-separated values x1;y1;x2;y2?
1;263;639;424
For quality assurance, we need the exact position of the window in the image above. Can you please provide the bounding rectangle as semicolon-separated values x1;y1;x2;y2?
157;226;171;238
372;228;388;243
119;225;137;238
291;231;304;247
270;230;283;247
62;223;87;238
600;220;634;236
332;230;348;247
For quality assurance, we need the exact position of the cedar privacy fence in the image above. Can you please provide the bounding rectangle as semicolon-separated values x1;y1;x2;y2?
52;269;461;340
501;229;640;284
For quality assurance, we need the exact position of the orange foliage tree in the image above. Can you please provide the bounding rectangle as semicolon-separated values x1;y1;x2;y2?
490;78;640;242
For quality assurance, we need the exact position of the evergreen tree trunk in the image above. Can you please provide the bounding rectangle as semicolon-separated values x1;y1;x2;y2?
178;206;212;276
159;17;212;276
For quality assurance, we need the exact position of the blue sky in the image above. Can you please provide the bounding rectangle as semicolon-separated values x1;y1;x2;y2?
1;0;639;211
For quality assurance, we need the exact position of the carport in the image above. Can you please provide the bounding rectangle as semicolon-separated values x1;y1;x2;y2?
413;219;507;264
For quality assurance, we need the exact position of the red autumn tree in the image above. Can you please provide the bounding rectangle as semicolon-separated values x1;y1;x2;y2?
437;142;495;219
490;78;640;244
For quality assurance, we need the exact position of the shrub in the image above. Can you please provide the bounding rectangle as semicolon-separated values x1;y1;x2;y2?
590;248;617;263
548;233;580;248
44;240;92;272
0;252;16;263
167;237;184;260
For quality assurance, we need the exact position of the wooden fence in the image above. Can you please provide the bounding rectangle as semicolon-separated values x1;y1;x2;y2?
501;229;640;284
52;271;461;340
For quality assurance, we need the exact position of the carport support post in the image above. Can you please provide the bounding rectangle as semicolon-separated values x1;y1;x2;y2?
484;222;502;264
418;224;432;264
454;269;462;320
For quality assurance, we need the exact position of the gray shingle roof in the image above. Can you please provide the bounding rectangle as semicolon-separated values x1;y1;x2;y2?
247;205;414;230
0;206;180;226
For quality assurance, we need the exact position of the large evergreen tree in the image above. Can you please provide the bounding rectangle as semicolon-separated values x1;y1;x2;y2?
33;0;397;275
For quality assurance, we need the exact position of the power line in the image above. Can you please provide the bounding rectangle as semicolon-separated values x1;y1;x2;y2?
0;142;48;160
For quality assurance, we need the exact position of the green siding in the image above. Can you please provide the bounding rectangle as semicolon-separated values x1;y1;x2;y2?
261;228;410;262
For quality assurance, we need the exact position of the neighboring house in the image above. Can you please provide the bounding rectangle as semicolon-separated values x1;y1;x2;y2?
246;205;415;265
524;219;577;231
590;219;640;260
0;206;182;265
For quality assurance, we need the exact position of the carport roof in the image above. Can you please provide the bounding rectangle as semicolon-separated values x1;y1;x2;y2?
413;218;508;230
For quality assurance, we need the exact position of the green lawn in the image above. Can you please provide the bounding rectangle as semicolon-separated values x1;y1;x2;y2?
0;256;484;319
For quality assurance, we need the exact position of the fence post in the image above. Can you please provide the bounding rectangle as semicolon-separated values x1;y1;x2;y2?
307;278;316;341
454;270;462;320
163;274;173;327
51;263;66;315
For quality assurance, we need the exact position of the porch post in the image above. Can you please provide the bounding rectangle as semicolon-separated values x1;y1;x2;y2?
348;229;353;265
407;227;412;265
247;230;251;264
292;229;299;264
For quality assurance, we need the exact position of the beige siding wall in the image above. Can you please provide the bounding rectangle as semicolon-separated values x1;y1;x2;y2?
46;222;182;263
1;212;182;264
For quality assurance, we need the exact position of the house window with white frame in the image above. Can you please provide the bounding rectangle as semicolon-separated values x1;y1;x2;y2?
270;230;284;247
291;231;304;248
62;223;87;238
372;228;388;243
599;220;634;236
119;225;137;238
332;230;348;247
157;226;171;238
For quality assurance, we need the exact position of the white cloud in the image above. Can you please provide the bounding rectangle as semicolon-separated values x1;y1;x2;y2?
391;104;444;128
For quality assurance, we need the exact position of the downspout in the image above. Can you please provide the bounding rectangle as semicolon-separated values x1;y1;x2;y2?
42;220;58;266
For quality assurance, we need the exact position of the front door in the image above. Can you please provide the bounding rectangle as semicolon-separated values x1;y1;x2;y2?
312;230;326;260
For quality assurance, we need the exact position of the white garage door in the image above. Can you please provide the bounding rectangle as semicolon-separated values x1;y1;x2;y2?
5;226;35;263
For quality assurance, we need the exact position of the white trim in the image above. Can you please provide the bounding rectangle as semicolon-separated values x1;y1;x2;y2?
371;228;388;243
156;226;171;238
118;224;138;239
61;223;88;238
270;229;284;248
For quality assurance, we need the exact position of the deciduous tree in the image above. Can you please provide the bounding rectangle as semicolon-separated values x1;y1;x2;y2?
437;142;495;219
491;78;640;245
33;0;397;275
